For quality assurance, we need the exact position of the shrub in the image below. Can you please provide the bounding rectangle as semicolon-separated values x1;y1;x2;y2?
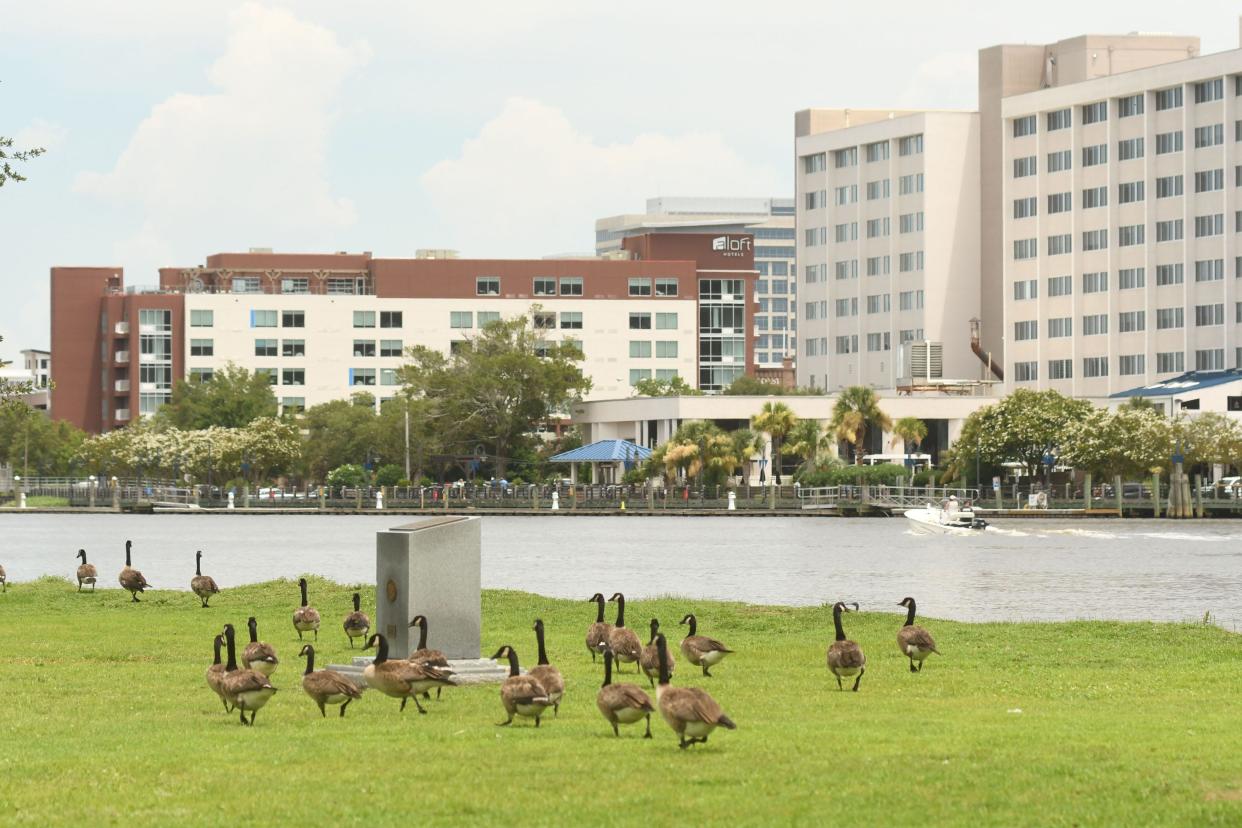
796;463;908;487
326;464;368;488
374;464;403;487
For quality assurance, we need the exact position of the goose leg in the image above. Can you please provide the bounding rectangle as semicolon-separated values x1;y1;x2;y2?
314;629;318;641
554;701;559;716
643;715;652;739
296;628;303;641
917;660;924;672
317;701;326;718
423;692;431;701
835;674;843;691
220;697;231;713
239;709;249;726
909;657;916;673
852;668;864;692
679;735;689;749
612;721;620;737
497;714;513;726
340;699;351;718
413;695;428;714
702;665;712;677
249;711;257;726
436;687;442;701
535;715;542;728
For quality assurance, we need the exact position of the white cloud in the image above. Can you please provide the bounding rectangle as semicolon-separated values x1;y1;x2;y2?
421;97;780;257
12;119;68;153
74;3;369;264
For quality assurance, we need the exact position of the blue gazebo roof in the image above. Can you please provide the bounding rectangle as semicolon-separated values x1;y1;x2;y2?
1110;369;1242;398
550;440;652;463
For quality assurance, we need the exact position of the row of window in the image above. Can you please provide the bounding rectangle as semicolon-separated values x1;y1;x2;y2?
1012;79;1238;139
1012;261;1240;301
1013;303;1232;340
804;251;925;283
1013;349;1229;381
1013;215;1236;260
800;134;925;174
1010;125;1242;180
627;341;680;358
803;328;925;358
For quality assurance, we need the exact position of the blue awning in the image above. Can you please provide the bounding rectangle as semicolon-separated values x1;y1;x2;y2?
1110;369;1242;398
550;440;653;463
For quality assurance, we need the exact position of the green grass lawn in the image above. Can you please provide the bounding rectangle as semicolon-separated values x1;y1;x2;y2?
0;576;1239;826
0;495;69;508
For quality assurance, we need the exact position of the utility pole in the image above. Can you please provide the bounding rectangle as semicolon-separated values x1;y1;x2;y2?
404;405;411;481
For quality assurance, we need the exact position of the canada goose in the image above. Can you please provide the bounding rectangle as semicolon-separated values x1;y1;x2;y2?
407;614;449;701
242;616;279;677
640;618;674;687
606;593;642;671
897;596;940;673
585;592;613;661
0;563;5;592
679;613;733;678
299;644;363;718
654;633;735;749
221;623;278;726
292;578;321;640
190;551;219;608
597;648;653;738
75;550;97;592
118;540;150;602
529;619;564;715
205;634;232;713
343;592;370;648
492;645;551;727
362;633;453;715
827;601;866;692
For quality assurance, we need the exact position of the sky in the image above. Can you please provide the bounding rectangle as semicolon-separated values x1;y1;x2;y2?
2;0;1241;363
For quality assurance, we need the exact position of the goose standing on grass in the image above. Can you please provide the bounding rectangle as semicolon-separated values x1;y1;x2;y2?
362;633;453;715
408;614;449;701
299;644;363;718
292;578;321;640
343;592;370;648
205;634;232;713
492;645;551;728
679;613;733;678
0;563;5;592
654;633;736;749
190;551;219;608
585;592;613;661
897;596;940;673
529;619;564;715
606;593;642;672
242;616;279;677
118;540;150;602
640;618;674;688
597;648;653;738
75;550;97;592
827;601;866;692
221;623;278;726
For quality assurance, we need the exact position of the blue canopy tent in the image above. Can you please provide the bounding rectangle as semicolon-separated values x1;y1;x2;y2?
549;439;653;485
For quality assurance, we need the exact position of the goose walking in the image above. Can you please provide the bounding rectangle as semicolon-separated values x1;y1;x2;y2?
679;613;733;678
221;623;278;726
362;633;453;715
205;634;232;713
585;592;613;661
827;601;866;692
640;618;674;688
408;614;449;701
118;540;150;602
654;633;735;749
492;645;551;728
897;596;940;673
529;619;564;716
343;592;370;648
299;644;363;718
190;551;219;608
75;550;97;592
597;648;653;738
606;593;642;672
242;616;279;677
292;578;321;640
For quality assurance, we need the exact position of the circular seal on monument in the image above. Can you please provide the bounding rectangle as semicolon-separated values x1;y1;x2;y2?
386;579;398;603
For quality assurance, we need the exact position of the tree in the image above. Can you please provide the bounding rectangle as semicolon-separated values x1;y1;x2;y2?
1060;406;1175;480
326;464;367;488
949;388;1094;478
1;128;45;187
300;395;380;480
829;386;893;465
632;375;702;397
159;364;277;429
0;404;84;476
373;396;444;483
783;418;823;475
723;375;819;396
1178;412;1242;470
397;313;591;477
891;417;928;459
751;401;797;483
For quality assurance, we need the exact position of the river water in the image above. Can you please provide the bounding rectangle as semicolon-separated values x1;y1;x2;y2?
2;514;1240;629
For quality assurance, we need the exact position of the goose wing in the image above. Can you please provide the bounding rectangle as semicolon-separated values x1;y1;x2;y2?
502;675;549;705
898;624;938;652
305;669;363;699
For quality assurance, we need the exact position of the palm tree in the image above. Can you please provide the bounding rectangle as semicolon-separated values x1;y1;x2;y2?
751;401;797;484
784;418;823;476
829;386;893;465
891;417;928;457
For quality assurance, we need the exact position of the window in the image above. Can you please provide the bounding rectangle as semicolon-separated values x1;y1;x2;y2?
1155;131;1184;154
351;368;376;386
802;152;826;173
281;369;305;386
1156;264;1184;286
629;312;651;330
1195;303;1225;326
280;277;308;294
533;277;556;296
629;341;652;358
834;147;858;168
477;311;500;326
252;309;277;328
654;369;679;382
1118;94;1144;117
1014;155;1037;177
1156;307;1184;329
1195;214;1224;237
655;341;678;358
865;179;891;200
254;338;277;357
1082;101;1107;124
1013;115;1037;137
835;335;858;354
1196;349;1226;370
865;217;890;238
1048;233;1072;255
1195;259;1224;282
1119;354;1146;376
1082;143;1108;167
1195;169;1224;192
190;309;213;327
1118;181;1144;204
254;368;277;386
532;311;555;330
866;332;891;352
834;184;859;205
1082;229;1108;251
1048;359;1073;380
898;134;923;155
1156;219;1184;242
1047;150;1072;173
1155;86;1183;110
282;339;305;357
189;368;213;383
628;277;652;297
326;277;363;295
476;277;500;296
866;256;890;276
898;251;924;272
380;339;403;357
1048;275;1072;296
1013;320;1038;341
559;276;583;296
1157;351;1185;373
1119;268;1146;289
1083;314;1108;336
1119;310;1146;332
190;339;213;356
866;294;891;314
835;298;858;317
865;141;889;162
1082;357;1108;378
1156;175;1183;198
1014;238;1038;260
1118;137;1145;161
280;310;304;328
1195;124;1225;148
353;340;376;357
1048;317;1072;338
380;369;398;386
656;312;678;330
353;310;375;328
898;174;923;194
1194;78;1223;104
1013;279;1037;300
835;260;859;280
899;212;924;233
1117;224;1144;247
1014;361;1038;382
655;277;679;296
1047;109;1071;131
231;277;260;294
898;290;924;311
1048;192;1072;213
380;311;402;328
806;189;827;210
1078;188;1103;210
559;311;583;330
450;311;472;328
834;222;858;242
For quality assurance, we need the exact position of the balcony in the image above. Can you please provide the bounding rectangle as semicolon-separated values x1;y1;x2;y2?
114;379;130;393
114;321;130;335
114;351;130;364
115;409;131;422
139;382;158;392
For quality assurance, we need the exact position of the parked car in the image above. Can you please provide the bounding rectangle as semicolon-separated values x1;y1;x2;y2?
1121;482;1152;499
1200;476;1242;498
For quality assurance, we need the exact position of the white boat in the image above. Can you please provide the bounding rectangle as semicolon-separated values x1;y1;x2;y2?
904;501;989;535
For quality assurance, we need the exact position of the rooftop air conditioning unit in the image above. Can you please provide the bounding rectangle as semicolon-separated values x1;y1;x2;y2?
901;341;943;381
